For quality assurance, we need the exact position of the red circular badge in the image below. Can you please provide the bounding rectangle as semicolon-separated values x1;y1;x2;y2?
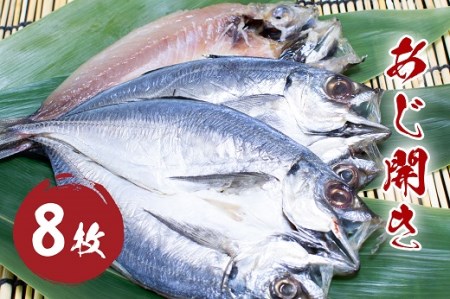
13;177;124;284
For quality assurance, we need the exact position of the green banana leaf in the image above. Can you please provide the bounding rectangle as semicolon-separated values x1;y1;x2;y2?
366;85;450;189
321;9;450;82
379;87;450;171
0;0;449;298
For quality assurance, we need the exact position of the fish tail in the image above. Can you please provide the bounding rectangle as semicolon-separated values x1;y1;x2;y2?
0;118;33;159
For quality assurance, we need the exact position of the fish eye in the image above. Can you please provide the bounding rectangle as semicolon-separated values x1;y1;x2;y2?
325;181;353;209
270;277;304;299
325;75;355;103
332;164;359;188
272;5;293;21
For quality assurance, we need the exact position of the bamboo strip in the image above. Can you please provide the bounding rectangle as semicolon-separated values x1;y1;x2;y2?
424;0;434;9
26;0;37;23
382;188;397;201
34;0;43;21
434;170;449;208
331;2;339;14
415;0;425;9
33;290;44;299
372;0;380;9
19;0;29;31
322;2;332;16
41;0;54;18
443;167;450;207
54;0;66;10
434;37;450;84
14;284;25;299
11;0;21;35
420;189;432;207
407;0;417;9
25;284;34;299
0;267;14;299
378;0;388;9
392;0;402;10
425;173;441;207
393;188;405;202
434;0;445;8
402;79;413;90
374;188;385;200
356;0;364;10
14;283;24;299
347;0;357;12
427;47;444;86
0;0;11;38
411;192;421;205
366;189;377;199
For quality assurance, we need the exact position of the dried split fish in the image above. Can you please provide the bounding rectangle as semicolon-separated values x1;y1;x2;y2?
29;3;360;121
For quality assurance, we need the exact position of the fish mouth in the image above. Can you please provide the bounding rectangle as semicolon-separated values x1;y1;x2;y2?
351;88;384;123
293;226;359;276
326;221;360;275
316;121;391;139
342;214;385;251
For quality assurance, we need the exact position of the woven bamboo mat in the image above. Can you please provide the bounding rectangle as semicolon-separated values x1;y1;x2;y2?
0;0;449;298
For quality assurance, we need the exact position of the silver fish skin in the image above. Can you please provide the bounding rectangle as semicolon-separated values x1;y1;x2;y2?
62;56;389;189
65;57;387;138
43;140;333;298
7;98;371;271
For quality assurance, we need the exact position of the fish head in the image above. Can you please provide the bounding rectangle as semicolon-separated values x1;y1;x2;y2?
279;16;362;71
330;137;386;189
308;136;384;189
223;237;332;299
327;141;386;250
260;4;317;42
320;172;384;251
314;133;386;189
281;159;360;275
331;158;380;189
283;68;390;138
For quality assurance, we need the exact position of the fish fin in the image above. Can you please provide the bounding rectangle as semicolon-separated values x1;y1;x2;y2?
0;126;32;159
204;54;236;59
169;172;276;193
222;94;285;125
110;261;157;293
0;116;40;159
143;208;236;256
43;139;93;187
0;141;34;159
222;94;284;107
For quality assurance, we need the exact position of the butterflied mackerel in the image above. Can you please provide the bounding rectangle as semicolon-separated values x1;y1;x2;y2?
64;56;390;189
44;140;335;298
3;98;380;266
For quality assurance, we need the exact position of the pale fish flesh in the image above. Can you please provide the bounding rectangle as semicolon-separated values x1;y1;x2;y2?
44;141;334;298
